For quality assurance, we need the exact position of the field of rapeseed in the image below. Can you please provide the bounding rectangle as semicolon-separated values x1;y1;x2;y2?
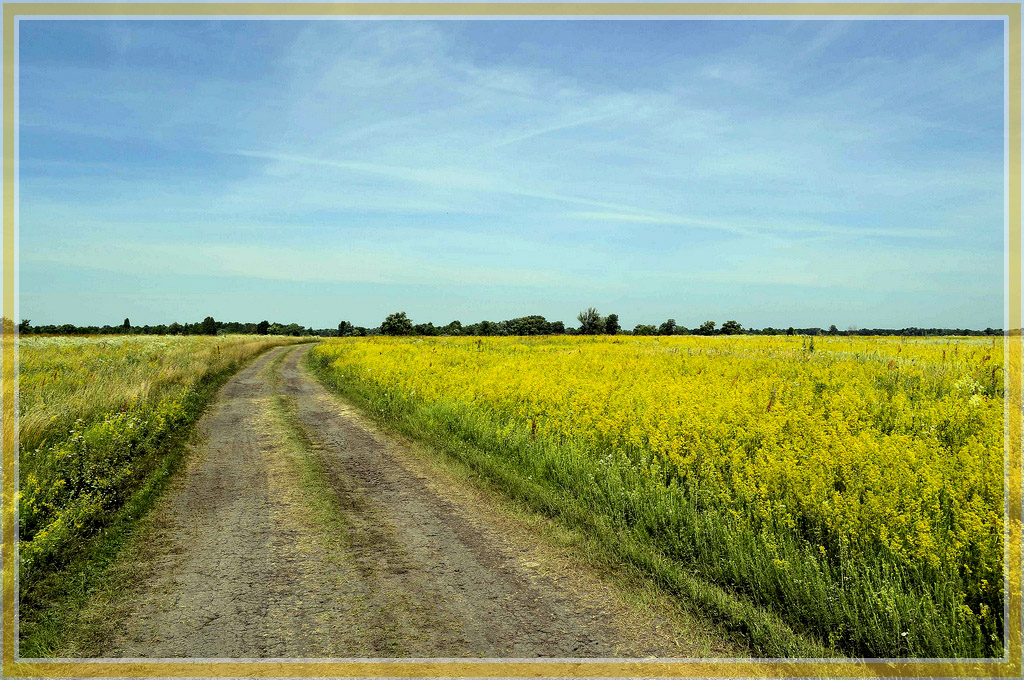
15;334;303;653
309;335;1009;658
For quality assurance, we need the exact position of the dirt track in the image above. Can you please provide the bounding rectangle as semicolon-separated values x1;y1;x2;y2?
82;344;737;659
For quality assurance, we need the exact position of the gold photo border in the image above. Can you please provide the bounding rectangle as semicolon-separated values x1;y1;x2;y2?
1;2;1020;677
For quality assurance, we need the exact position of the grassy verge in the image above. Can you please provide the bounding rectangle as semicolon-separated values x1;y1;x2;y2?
18;341;304;657
306;349;835;659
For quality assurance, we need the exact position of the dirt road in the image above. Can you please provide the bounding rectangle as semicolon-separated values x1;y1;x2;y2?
77;344;738;659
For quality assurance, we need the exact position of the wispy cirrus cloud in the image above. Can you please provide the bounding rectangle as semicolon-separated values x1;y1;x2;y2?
24;239;607;291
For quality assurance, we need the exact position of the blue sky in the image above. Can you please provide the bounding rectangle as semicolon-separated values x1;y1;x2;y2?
18;18;1005;329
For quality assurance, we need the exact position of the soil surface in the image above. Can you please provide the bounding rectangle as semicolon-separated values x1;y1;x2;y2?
81;344;738;659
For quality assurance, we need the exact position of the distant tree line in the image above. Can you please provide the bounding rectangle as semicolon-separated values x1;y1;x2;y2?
15;316;320;337
366;311;1004;338
7;312;1006;338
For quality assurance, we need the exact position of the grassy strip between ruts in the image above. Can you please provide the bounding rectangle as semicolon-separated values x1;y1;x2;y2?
266;346;353;550
18;340;309;658
305;348;836;659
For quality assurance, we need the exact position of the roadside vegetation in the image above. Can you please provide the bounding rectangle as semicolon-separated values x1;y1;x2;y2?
16;334;305;656
308;334;1008;659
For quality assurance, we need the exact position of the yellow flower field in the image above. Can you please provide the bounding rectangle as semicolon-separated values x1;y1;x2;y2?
309;334;1009;658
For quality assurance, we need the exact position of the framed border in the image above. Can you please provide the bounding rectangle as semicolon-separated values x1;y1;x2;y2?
1;3;1020;677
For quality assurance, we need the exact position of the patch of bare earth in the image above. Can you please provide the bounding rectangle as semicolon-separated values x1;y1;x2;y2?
69;344;743;659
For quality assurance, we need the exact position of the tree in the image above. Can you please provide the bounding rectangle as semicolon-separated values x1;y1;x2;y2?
123;317;131;330
577;307;604;335
828;324;839;336
442;320;463;336
256;320;270;335
720;320;743;335
414;322;438;336
381;311;414;336
633;324;658;336
337;320;353;337
658;318;677;336
786;326;795;336
18;319;30;334
506;315;553;336
604;313;621;335
696;320;716;336
201;316;217;335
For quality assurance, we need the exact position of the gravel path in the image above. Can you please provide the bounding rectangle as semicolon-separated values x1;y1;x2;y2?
88;344;736;659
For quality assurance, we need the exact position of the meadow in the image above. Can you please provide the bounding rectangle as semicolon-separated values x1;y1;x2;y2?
308;334;1009;659
16;334;304;653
